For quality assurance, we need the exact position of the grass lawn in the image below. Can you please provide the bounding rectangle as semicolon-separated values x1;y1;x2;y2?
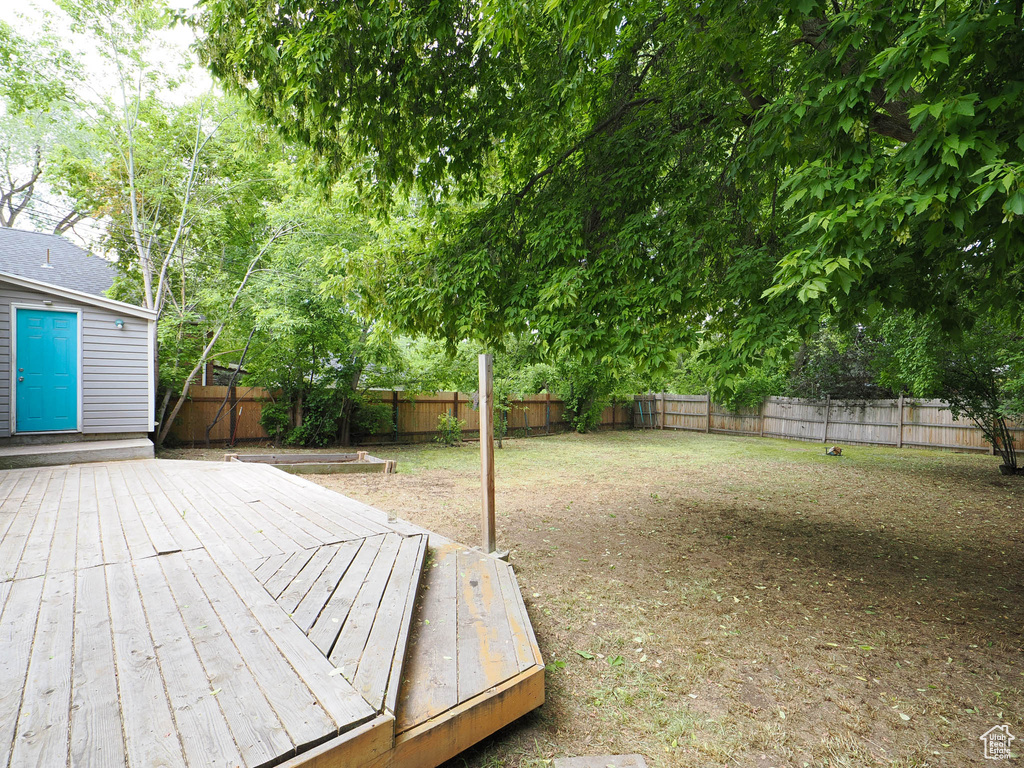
163;430;1023;767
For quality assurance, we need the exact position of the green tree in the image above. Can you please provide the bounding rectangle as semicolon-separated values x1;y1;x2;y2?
875;311;1024;473
0;17;85;231
195;0;1024;393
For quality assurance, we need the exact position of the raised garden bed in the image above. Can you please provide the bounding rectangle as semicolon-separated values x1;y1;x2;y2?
224;450;396;475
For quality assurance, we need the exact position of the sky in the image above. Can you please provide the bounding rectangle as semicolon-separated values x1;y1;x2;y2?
1;0;214;246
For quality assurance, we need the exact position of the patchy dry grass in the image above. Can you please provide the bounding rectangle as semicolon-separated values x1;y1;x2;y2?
163;431;1024;767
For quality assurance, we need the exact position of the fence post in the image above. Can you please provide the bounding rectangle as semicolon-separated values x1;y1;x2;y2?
822;395;831;443
228;385;237;446
896;393;904;448
759;398;766;438
453;391;459;422
546;393;551;434
479;354;496;554
657;393;663;429
392;390;399;443
705;393;711;433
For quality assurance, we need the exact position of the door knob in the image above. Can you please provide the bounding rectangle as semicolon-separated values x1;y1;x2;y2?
18;377;24;382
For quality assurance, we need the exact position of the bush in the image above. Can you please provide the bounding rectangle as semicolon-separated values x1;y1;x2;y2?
435;412;465;446
287;387;345;447
259;400;291;444
350;400;393;443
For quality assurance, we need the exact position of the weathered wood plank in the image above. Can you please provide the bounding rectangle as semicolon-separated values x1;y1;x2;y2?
184;469;314;554
106;561;186;768
265;548;319;602
128;462;203;553
455;548;520;703
94;466;130;565
232;463;390;538
492;559;542;672
173;466;286;559
504;564;545;668
133;556;245;768
0;576;45;764
183;549;339;751
306;536;383;656
142;464;258;563
253;551;290;584
47;466;81;574
75;466;104;571
386;667;545;768
105;464;157;561
121;465;183;556
329;534;404;677
210;469;342;546
159;552;295;766
9;570;75;768
15;468;64;580
70;565;126;768
355;534;428;714
185;549;375;738
0;470;49;581
394;543;459;731
290;539;363;633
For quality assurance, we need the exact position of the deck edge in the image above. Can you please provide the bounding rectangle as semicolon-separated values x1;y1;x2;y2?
276;712;394;768
371;665;544;768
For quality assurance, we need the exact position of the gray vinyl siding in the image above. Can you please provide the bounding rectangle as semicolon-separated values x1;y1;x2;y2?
0;281;152;437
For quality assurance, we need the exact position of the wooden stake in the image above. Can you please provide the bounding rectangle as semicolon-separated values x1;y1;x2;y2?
705;393;711;433
896;393;904;449
479;354;496;553
822;395;831;443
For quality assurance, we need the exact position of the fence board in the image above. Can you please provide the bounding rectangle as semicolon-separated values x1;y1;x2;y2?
653;393;1021;454
166;387;631;447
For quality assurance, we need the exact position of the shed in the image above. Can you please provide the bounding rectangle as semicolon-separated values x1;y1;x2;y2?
0;229;156;452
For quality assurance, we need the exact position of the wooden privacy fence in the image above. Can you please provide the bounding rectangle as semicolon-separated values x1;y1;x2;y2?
359;391;633;445
635;393;1023;453
167;386;633;446
167;385;276;445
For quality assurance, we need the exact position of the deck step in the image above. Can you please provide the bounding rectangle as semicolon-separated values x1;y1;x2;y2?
249;532;428;715
0;437;154;469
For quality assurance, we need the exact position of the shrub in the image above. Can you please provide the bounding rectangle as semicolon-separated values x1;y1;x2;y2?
435;412;465;446
259;400;291;445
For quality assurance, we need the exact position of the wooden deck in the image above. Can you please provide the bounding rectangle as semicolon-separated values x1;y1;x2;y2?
0;459;543;768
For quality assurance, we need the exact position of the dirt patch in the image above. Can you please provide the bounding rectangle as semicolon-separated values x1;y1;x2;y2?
165;431;1024;767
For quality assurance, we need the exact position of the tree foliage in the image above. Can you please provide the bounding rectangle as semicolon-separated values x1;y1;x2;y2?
195;0;1024;395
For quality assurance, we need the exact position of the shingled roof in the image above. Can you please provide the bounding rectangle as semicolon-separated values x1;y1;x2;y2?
0;228;116;297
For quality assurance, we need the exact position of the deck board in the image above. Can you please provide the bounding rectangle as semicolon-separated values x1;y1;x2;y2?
306;536;383;655
107;560;188;768
396;543;460;730
183;549;342;751
8;570;74;768
289;539;363;633
0;576;44;762
0;459;543;768
159;552;295;766
134;556;246;768
70;565;126;768
15;468;63;580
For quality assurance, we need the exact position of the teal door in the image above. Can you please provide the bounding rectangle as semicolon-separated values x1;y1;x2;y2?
16;308;78;432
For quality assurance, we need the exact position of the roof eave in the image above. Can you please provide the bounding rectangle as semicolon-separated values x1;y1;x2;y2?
0;270;157;320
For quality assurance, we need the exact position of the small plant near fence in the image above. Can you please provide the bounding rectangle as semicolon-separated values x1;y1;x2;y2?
435;412;465;446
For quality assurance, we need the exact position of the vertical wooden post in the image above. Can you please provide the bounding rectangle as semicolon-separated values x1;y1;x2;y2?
453;391;459;422
822;395;831;443
896;393;904;448
705;393;711;433
479;354;496;554
392;390;399;442
759;398;766;438
228;385;237;446
545;392;551;434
